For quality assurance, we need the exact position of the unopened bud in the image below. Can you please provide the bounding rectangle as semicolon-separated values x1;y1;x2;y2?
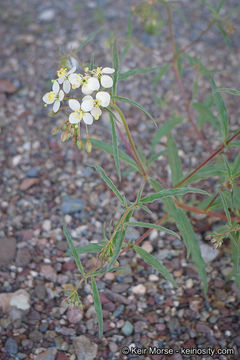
61;130;70;142
86;140;92;153
77;140;83;150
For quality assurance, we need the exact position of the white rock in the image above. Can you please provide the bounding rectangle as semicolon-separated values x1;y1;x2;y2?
42;219;51;232
0;289;30;312
73;335;98;360
12;155;22;167
200;242;219;263
38;9;55;22
132;284;146;295
149;274;159;282
141;241;153;253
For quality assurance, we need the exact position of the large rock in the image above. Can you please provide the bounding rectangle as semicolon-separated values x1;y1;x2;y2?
0;289;30;312
73;336;98;360
36;347;57;360
61;197;85;214
199;242;219;263
0;237;16;266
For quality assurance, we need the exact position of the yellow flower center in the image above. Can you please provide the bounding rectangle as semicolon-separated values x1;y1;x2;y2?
94;99;101;107
57;68;67;78
48;91;55;102
74;110;83;120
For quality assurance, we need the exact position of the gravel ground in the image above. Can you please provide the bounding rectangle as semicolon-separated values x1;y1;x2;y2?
0;0;240;359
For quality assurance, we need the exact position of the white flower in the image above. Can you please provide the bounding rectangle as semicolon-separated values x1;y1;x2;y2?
96;91;111;107
81;77;100;95
68;99;93;125
102;67;115;74
100;75;113;88
57;66;76;93
81;95;94;112
68;99;82;124
69;73;82;89
91;106;102;120
42;81;64;112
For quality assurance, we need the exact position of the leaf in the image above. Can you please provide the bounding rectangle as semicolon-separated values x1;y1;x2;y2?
210;77;228;139
165;199;207;294
219;191;231;226
76;28;102;52
90;55;94;70
126;222;180;239
192;102;218;124
119;67;158;81
112;40;119;96
119;43;131;63
112;95;156;126
135;246;177;287
109;113;121;181
216;23;231;48
178;164;226;186
141;188;208;204
88;138;139;172
167;134;183;186
88;164;126;205
148;150;167;165
63;226;84;276
151;113;184;152
232;151;240;176
91;277;103;338
216;88;240;96
107;230;126;270
216;0;225;14
65;241;107;256
153;64;171;86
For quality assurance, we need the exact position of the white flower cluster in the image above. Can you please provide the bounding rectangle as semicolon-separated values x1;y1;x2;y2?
42;65;115;126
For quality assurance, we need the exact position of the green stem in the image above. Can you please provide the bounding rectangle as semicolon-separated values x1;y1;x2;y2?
110;103;148;180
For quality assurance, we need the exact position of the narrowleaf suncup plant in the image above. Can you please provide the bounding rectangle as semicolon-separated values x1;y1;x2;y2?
43;2;240;337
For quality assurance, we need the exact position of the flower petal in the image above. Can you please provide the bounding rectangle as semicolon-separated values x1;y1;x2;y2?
42;92;54;104
69;99;80;111
82;84;93;95
100;75;113;88
52;81;60;94
87;77;100;91
68;66;76;75
96;91;111;107
91;107;102;120
82;95;92;101
102;67;115;74
58;76;65;84
81;98;93;112
83;113;93;125
59;90;64;101
63;80;71;94
53;100;60;113
69;73;82;87
69;112;81;124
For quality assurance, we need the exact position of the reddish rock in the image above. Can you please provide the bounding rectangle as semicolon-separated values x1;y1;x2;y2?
62;262;77;271
19;178;39;191
0;79;17;93
0;237;16;266
56;353;68;360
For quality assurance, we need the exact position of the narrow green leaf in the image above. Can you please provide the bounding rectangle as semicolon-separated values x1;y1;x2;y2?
88;139;139;172
135;246;177;287
232;151;240;176
217;0;225;14
119;67;158;81
76;28;102;52
91;277;103;338
165;199;207;294
222;155;232;180
210;76;228;139
151;113;184;152
192;102;218;124
65;241;107;256
178;164;226;186
88;164;126;205
167;134;183;186
112;95;156;126
217;88;240;96
107;230;126;270
141;188;208;204
138;204;154;216
149;178;164;192
153;64;171;86
90;55;94;70
126;222;180;239
63;226;84;276
149;150;167;165
109;113;121;181
112;40;119;96
216;23;231;48
219;191;231;226
119;43;131;63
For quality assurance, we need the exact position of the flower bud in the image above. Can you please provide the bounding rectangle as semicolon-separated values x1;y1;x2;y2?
86;140;92;153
